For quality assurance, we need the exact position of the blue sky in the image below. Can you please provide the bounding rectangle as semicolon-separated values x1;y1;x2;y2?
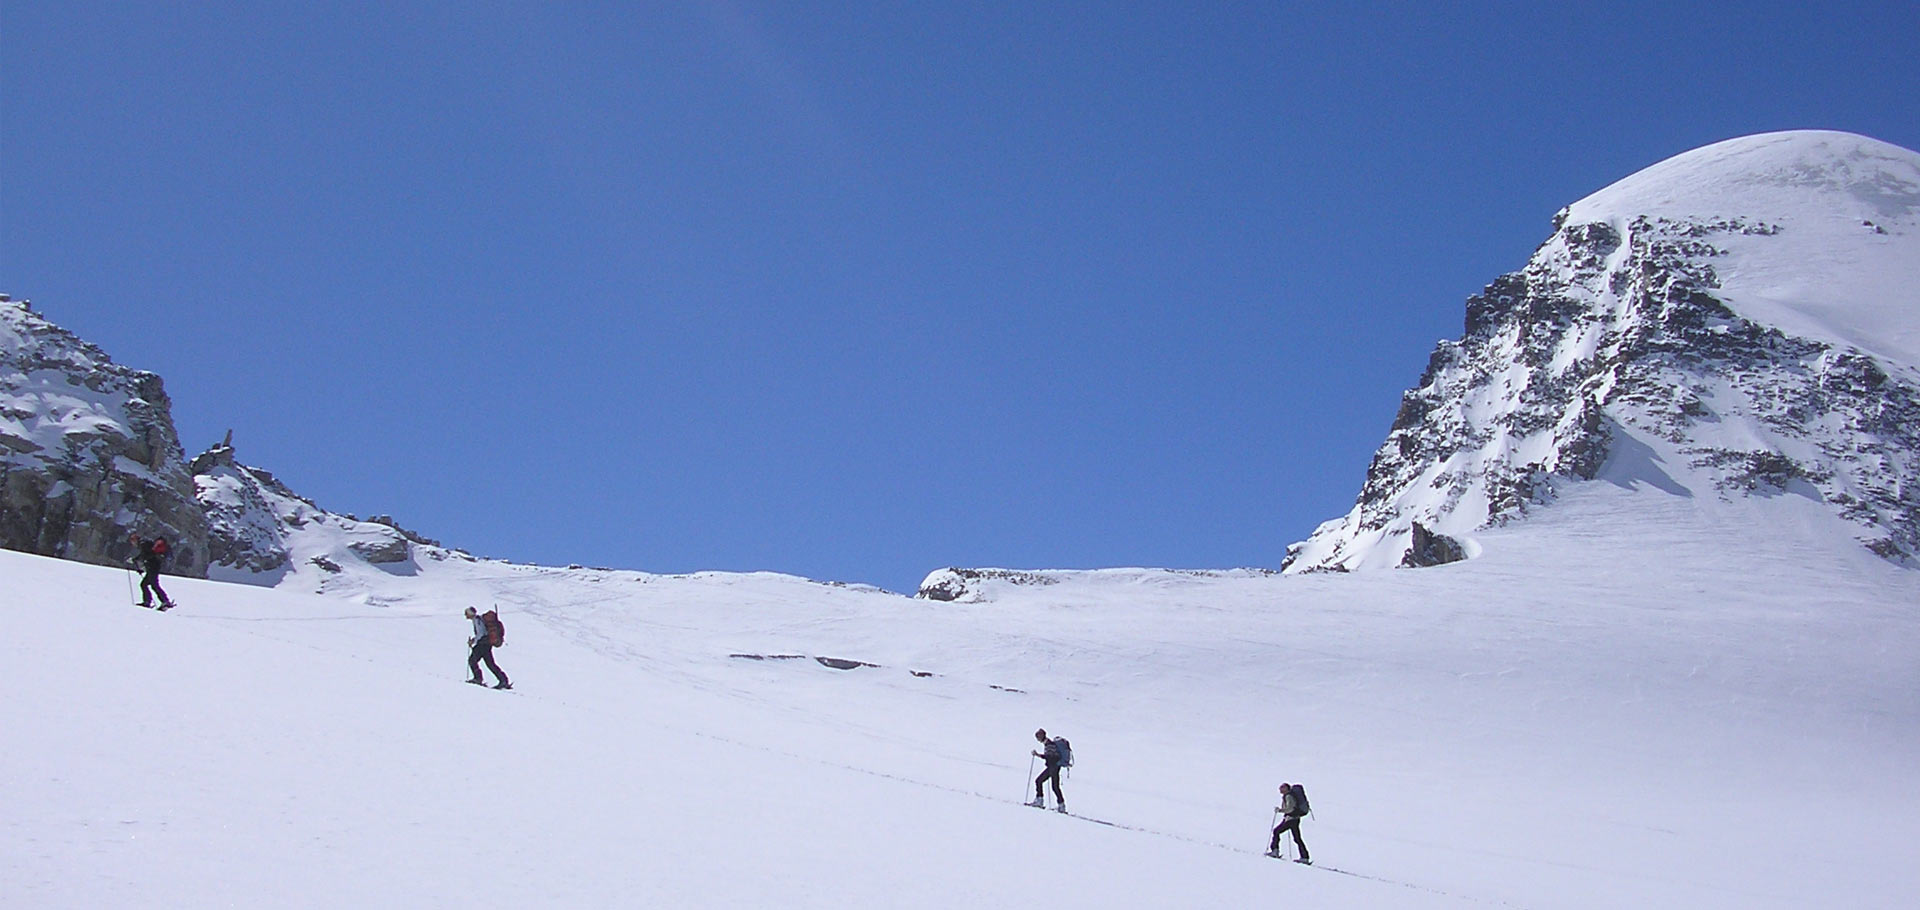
6;2;1918;592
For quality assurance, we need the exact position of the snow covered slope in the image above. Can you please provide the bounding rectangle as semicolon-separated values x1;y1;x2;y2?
8;475;1918;909
1290;131;1920;571
190;435;477;589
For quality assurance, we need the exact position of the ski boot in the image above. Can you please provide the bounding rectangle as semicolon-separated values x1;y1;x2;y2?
466;678;486;686
493;681;513;690
1054;803;1067;814
1026;797;1045;808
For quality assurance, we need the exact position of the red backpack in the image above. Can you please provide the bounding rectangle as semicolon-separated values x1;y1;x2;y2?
481;610;505;647
152;538;169;555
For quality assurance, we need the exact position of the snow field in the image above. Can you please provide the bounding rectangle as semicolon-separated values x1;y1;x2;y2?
6;480;1918;909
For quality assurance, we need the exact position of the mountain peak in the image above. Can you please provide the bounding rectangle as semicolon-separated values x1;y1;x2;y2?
1288;131;1920;573
1566;130;1920;226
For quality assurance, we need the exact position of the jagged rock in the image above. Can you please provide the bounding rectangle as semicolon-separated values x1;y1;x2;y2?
192;435;458;582
0;298;209;575
348;534;412;565
1289;131;1920;571
367;514;442;548
917;567;1060;602
1399;523;1466;568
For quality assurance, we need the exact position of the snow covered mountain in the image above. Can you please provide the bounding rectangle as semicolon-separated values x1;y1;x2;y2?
1288;130;1920;572
190;433;476;589
0;295;209;574
7;130;1920;910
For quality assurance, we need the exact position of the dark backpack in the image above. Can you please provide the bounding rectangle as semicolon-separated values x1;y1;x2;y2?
1290;783;1311;816
482;610;505;647
1053;737;1073;768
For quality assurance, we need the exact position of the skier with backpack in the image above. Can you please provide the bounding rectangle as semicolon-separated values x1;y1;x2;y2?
464;606;510;689
1028;728;1070;813
128;533;175;610
1268;782;1311;863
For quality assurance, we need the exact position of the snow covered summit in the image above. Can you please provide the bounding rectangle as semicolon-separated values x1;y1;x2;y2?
1288;130;1920;572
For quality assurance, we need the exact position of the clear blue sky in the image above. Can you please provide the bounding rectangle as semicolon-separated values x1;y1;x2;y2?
6;2;1918;592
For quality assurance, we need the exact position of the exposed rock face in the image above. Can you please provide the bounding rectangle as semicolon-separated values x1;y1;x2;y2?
191;436;443;583
917;567;1061;602
0;297;209;575
348;535;412;565
1400;523;1467;568
189;439;301;576
1287;132;1920;572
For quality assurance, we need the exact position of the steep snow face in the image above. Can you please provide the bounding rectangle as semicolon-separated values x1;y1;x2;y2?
190;438;475;590
1565;130;1920;367
1289;131;1920;572
0;297;209;574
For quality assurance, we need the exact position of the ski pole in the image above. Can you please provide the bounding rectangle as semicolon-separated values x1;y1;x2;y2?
1025;754;1036;803
124;565;135;604
1270;808;1279;856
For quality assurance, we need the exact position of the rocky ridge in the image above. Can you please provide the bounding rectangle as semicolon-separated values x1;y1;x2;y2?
1286;131;1920;572
190;433;474;586
0;296;209;575
1;294;462;587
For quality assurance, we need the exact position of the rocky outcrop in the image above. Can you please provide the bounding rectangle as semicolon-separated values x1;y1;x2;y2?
1399;523;1467;568
189;436;298;575
917;568;1061;602
0;296;209;575
191;434;453;583
916;566;1278;602
1287;133;1920;571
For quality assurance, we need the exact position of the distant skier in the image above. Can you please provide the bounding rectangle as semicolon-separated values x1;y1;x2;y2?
129;533;175;610
464;606;510;689
1268;782;1311;863
1028;728;1067;813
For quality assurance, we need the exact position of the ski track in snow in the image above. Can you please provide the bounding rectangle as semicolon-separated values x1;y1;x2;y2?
11;478;1914;908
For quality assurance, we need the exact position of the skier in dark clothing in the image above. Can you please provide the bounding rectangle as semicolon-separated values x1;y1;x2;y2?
1269;782;1311;863
1028;728;1066;812
464;606;510;689
129;533;175;610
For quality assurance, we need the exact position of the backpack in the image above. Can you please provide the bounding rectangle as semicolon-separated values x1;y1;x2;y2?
152;538;169;556
1290;783;1311;816
482;610;505;647
1053;737;1073;768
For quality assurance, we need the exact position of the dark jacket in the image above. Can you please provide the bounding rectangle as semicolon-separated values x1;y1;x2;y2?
134;538;167;574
